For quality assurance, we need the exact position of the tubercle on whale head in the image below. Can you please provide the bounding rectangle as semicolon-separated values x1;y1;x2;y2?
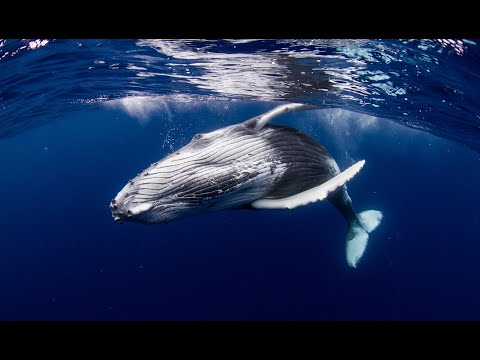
110;172;153;223
109;153;189;225
110;192;155;224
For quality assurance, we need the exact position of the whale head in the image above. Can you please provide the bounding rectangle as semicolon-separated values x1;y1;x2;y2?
109;123;262;224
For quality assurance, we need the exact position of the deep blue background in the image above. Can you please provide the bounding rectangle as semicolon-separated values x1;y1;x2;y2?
0;101;479;320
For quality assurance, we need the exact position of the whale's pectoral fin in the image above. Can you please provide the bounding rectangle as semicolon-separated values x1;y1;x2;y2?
251;160;366;210
243;103;321;132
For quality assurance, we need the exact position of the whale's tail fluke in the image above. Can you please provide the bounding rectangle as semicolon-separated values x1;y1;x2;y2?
346;210;383;268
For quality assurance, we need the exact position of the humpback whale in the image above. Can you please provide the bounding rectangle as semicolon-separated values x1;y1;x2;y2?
110;103;383;268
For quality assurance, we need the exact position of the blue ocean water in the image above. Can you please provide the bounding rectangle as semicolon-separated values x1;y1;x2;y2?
0;39;479;321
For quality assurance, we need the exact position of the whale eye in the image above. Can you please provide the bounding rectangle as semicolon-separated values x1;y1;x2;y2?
192;133;203;141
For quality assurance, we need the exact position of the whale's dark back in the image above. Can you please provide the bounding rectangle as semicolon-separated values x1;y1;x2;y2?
260;124;340;199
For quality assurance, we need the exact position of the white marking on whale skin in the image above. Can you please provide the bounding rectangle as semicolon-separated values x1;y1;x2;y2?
251;160;365;210
129;202;154;215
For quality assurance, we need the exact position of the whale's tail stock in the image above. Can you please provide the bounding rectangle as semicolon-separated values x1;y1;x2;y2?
251;158;383;268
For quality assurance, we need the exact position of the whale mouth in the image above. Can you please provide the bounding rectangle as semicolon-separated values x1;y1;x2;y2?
110;197;155;224
110;199;125;224
113;215;124;224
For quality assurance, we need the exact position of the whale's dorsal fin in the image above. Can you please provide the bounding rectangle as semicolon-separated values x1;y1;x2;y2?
243;103;321;132
251;160;365;209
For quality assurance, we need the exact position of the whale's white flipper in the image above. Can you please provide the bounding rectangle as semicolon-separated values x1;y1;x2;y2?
244;103;321;132
251;160;365;210
346;210;383;268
